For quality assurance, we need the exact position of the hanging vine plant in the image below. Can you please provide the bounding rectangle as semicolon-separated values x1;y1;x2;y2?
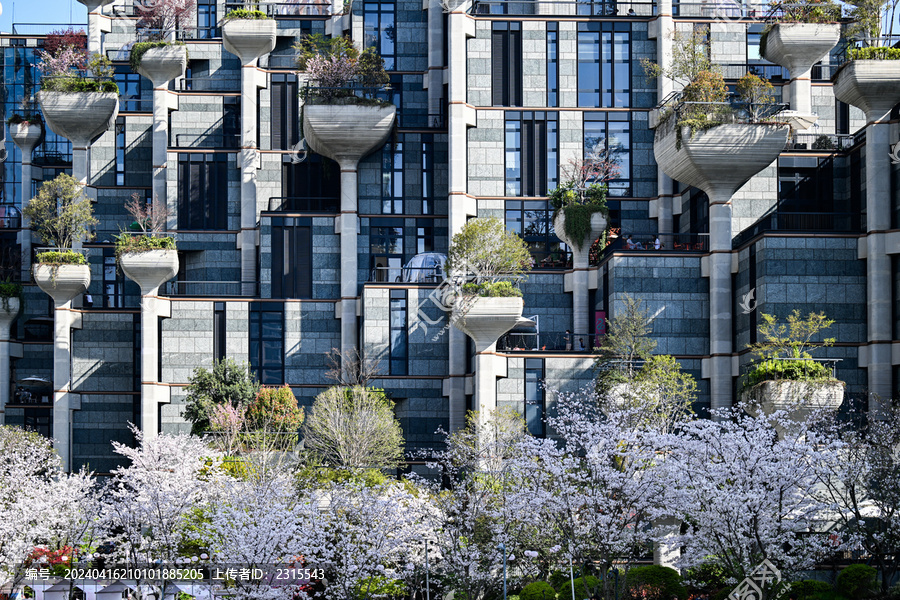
550;184;609;249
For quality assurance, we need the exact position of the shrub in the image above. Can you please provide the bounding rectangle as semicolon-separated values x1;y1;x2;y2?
790;580;834;600
245;386;304;432
624;565;686;600
848;46;900;60
556;576;600;600
683;561;728;597
35;250;87;265
813;134;835;150
835;564;877;599
6;114;42;126
743;357;832;388
461;280;523;298
114;233;176;259
549;570;568;592
224;8;270;19
39;52;118;93
0;280;22;313
183;358;260;435
520;581;556;600
352;576;406;599
446;217;533;282
42;28;86;57
296;465;389;489
129;40;186;72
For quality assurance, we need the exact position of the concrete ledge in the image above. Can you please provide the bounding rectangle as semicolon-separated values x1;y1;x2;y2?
222;19;277;65
761;23;840;75
136;45;187;88
303;103;397;168
38;91;119;147
832;60;900;118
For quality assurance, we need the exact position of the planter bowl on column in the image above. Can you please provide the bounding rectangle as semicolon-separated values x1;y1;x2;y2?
654;123;791;197
553;210;607;254
740;379;845;422
303;103;397;167
38;91;119;147
761;23;840;74
452;296;525;353
119;250;179;296
10;123;42;152
136;45;188;88
34;264;91;304
222;19;277;65
832;60;900;118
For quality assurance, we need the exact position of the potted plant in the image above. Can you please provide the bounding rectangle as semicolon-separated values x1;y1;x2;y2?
759;0;841;66
37;40;119;149
23;174;96;304
222;8;276;66
129;0;192;84
550;151;615;255
0;279;23;324
739;310;845;419
297;35;396;166
6;112;43;145
447;217;532;352
116;193;178;296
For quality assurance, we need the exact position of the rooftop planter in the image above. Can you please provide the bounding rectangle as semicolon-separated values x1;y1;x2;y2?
117;237;178;295
38;91;118;147
33;251;91;304
760;23;841;72
132;42;187;87
0;282;22;324
302;103;397;167
740;378;845;420
832;57;900;118
222;12;276;65
551;187;609;257
8;117;43;153
453;296;526;353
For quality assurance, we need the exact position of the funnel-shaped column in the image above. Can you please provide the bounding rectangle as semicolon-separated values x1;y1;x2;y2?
554;210;606;337
137;46;187;210
453;297;524;427
77;0;112;54
34;263;91;472
303;103;397;373
0;298;20;426
833;60;900;415
761;23;839;120
10;123;42;278
38;92;118;211
655;122;790;412
223;18;276;296
119;249;178;439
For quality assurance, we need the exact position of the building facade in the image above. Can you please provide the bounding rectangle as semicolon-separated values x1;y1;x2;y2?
0;0;891;472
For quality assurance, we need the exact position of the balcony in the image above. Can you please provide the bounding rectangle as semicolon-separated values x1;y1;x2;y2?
785;132;855;152
172;133;241;149
164;280;249;296
267;196;339;213
732;212;862;248
498;331;602;353
470;0;656;16
176;78;240;93
225;0;332;17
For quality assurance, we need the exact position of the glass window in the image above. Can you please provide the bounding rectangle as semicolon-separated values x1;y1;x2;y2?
250;303;284;385
524;358;544;436
390;290;408;375
422;135;433;214
177;153;228;230
115;69;142;112
272;217;313;299
364;2;396;70
505;200;564;265
584;112;631;197
577;23;631;108
271;74;299;150
197;0;217;38
115;117;126;186
103;253;124;308
382;140;403;214
505;112;558;197
371;219;404;282
547;23;558;108
492;22;522;107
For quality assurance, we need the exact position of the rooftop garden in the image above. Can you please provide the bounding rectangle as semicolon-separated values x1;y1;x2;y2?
295;34;390;105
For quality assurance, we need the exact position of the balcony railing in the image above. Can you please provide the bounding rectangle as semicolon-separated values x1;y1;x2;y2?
786;132;855;151
369;266;444;283
673;0;765;18
13;23;86;35
603;233;710;255
470;0;656;16
267;196;339;212
173;133;241;149
176;78;240;93
498;331;601;353
531;248;573;270
732;212;862;247
164;280;247;296
225;0;333;17
263;54;299;70
718;63;789;81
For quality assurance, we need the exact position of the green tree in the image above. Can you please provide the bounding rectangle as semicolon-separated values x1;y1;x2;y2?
594;295;657;380
245;385;304;432
642;28;716;87
23;173;97;250
303;386;404;469
748;310;835;361
736;72;775;121
446;217;532;284
182;358;260;435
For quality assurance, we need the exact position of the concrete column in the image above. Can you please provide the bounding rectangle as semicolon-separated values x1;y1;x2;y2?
241;65;261;296
708;196;732;414
654;0;675;238
556;211;606;337
77;0;108;55
340;166;360;368
53;303;75;471
152;88;169;204
11;125;41;278
474;352;497;421
0;299;20;426
789;67;812;115
865;122;892;410
447;5;471;433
